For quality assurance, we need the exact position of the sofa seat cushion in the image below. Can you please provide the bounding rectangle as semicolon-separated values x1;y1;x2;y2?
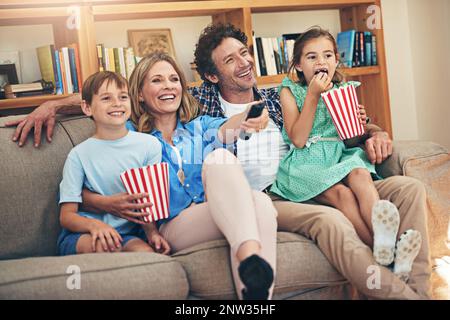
0;253;188;299
173;232;348;299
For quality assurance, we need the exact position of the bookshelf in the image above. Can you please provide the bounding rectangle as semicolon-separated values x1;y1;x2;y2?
0;0;392;136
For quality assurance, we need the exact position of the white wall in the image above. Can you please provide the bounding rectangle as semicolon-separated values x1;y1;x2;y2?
95;15;211;82
406;0;450;149
381;0;419;141
0;24;54;83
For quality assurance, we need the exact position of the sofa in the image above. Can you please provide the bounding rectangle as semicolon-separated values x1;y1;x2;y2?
0;114;448;300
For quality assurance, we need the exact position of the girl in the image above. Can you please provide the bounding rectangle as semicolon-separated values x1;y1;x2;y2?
271;27;421;274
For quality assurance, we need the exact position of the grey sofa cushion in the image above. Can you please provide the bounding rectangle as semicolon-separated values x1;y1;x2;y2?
173;232;348;299
0;252;188;299
0;120;75;259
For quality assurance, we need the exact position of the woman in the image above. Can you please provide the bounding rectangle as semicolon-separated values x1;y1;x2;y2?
82;52;278;300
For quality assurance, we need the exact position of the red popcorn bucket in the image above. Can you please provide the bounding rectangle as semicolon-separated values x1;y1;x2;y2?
321;84;365;140
120;163;170;223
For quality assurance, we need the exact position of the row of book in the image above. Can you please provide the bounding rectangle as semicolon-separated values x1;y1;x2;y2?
337;30;377;68
96;45;137;80
36;44;82;95
252;33;300;77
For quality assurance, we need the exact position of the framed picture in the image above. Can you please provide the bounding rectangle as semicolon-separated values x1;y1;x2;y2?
128;28;176;59
0;64;19;89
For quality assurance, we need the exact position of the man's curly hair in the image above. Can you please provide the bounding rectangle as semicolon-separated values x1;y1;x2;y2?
194;23;248;82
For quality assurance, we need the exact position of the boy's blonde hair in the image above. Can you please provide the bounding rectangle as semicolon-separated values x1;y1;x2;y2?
288;26;344;86
128;51;200;133
82;71;128;104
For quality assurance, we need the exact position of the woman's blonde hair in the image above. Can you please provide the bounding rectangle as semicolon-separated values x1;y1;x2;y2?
128;51;200;133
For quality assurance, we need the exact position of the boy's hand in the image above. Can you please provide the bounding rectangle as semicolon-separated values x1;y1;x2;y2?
308;72;333;98
88;219;123;252
358;104;367;126
148;231;171;255
107;192;152;224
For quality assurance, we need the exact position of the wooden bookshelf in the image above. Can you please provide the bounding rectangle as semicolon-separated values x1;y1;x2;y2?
0;94;73;111
0;0;392;136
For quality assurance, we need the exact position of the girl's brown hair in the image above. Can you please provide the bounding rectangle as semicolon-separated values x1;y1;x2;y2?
128;51;200;133
288;26;343;86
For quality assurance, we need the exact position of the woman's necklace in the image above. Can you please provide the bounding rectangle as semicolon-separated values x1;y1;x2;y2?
170;144;185;186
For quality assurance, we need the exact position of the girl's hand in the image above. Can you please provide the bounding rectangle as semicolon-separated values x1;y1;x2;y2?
106;192;152;224
88;220;123;252
358;104;367;126
240;107;269;134
308;72;333;98
148;232;171;255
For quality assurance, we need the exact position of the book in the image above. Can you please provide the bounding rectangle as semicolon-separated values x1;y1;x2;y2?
372;34;377;65
118;47;127;79
68;47;79;93
68;44;82;93
124;47;136;79
336;29;356;68
359;32;365;66
4;81;54;98
59;50;67;94
61;47;73;94
36;45;56;85
53;49;63;94
353;30;360;67
255;37;267;76
364;32;372;66
252;35;261;77
271;37;282;74
96;44;105;71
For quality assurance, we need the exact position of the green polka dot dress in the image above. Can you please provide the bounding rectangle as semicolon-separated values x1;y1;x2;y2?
270;77;378;202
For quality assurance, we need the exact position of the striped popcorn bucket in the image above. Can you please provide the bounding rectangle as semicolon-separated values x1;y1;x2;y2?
120;163;170;223
321;84;365;140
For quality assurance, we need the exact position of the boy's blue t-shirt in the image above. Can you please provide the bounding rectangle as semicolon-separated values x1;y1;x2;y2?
59;130;162;234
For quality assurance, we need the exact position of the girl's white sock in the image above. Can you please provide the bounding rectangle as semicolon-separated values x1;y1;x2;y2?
371;200;400;266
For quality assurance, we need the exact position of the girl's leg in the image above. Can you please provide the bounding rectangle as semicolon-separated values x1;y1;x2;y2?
343;168;380;233
314;183;373;247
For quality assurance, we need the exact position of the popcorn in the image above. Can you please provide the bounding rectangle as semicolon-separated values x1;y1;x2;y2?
120;163;170;223
321;84;365;140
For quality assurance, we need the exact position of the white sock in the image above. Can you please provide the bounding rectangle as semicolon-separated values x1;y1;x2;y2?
372;200;400;266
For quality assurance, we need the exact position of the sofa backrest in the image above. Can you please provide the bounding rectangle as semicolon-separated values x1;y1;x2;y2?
0;115;94;260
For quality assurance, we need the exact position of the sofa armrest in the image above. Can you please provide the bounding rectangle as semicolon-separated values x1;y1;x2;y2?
376;140;449;178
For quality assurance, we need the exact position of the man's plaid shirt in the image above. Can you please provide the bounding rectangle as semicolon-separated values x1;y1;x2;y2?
189;82;283;130
188;82;283;155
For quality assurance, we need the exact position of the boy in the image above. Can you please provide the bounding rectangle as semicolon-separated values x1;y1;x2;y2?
57;71;170;255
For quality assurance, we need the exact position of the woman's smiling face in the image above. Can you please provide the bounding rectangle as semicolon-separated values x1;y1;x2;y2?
139;60;183;117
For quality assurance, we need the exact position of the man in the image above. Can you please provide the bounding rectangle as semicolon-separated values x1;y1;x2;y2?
190;24;431;299
6;23;431;299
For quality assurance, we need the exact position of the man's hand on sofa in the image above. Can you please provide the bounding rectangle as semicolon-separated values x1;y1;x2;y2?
5;94;83;148
365;130;393;164
5;101;58;148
